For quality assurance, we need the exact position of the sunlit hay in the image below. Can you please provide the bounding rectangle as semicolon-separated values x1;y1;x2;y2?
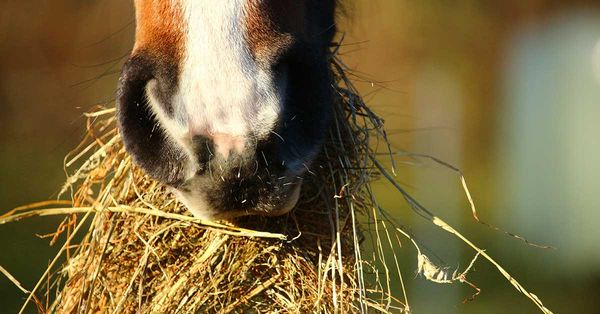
5;55;403;313
1;47;556;314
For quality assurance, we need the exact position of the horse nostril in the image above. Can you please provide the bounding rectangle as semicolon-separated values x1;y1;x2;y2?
191;135;211;152
116;54;191;186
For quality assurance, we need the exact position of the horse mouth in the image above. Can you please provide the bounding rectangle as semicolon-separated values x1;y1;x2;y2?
172;176;304;221
218;181;302;220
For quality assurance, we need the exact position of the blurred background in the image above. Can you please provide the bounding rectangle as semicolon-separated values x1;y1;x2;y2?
1;0;599;313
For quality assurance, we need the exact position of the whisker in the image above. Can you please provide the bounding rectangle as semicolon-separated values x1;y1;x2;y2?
302;163;316;176
270;131;285;142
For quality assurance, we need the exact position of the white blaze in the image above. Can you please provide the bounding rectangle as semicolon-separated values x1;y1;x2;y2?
176;0;281;141
141;0;289;219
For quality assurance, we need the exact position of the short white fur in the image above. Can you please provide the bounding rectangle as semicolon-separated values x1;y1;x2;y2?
160;0;282;157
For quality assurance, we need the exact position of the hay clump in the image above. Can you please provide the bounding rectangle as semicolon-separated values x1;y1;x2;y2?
11;56;403;313
0;50;557;313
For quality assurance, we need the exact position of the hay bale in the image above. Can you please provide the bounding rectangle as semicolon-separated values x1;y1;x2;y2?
0;53;556;314
14;57;402;313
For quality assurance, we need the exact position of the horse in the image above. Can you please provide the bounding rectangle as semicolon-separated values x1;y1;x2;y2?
117;0;339;220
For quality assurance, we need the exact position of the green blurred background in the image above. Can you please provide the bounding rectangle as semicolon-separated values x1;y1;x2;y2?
1;1;599;313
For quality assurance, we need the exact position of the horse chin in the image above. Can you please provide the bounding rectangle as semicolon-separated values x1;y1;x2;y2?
171;179;303;222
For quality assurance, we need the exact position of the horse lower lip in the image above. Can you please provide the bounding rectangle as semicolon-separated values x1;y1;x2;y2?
265;181;302;216
211;181;302;220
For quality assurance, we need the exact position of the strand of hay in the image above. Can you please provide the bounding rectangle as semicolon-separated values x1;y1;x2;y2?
0;50;554;313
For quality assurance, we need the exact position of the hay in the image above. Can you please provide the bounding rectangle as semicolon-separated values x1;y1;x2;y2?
4;55;402;313
1;51;555;313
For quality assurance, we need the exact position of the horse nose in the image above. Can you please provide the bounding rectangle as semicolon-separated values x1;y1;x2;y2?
191;132;247;160
211;133;246;159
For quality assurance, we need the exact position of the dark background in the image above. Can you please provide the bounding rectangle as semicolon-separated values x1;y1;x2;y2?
1;1;599;313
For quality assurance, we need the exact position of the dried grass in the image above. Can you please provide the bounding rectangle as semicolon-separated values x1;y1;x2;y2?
0;50;554;313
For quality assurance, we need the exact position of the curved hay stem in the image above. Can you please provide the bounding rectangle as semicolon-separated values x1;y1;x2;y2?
400;151;554;250
0;265;30;294
17;211;94;314
0;206;286;240
371;157;553;314
429;217;551;312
